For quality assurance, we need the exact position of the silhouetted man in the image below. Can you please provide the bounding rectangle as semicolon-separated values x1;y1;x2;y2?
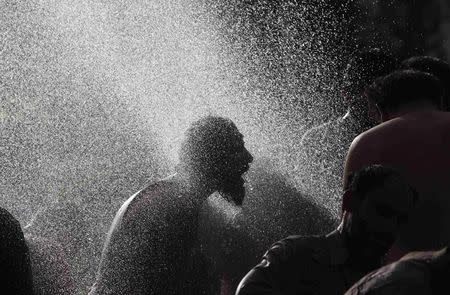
0;207;34;295
89;115;253;295
236;165;416;295
401;56;450;111
344;70;450;261
300;49;397;217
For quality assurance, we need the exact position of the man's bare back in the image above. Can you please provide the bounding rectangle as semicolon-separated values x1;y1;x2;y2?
344;110;450;251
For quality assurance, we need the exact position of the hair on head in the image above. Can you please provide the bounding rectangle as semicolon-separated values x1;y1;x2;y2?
366;70;443;113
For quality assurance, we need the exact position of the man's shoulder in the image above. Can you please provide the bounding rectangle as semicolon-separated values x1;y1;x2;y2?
374;111;450;132
102;179;185;255
345;124;389;178
114;177;183;227
264;234;329;266
351;111;450;149
346;124;383;160
138;176;182;198
133;177;182;205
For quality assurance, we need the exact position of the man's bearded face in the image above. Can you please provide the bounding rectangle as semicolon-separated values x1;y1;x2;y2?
218;132;253;205
180;117;253;204
350;176;414;262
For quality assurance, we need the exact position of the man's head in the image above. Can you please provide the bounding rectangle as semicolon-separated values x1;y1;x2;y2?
178;116;253;205
342;165;416;266
343;48;397;123
366;70;443;121
401;56;450;111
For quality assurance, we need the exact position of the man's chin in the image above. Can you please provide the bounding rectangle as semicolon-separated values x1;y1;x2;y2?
232;192;245;205
220;182;246;205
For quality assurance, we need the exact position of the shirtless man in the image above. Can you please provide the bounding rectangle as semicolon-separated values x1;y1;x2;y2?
89;116;253;295
344;70;450;260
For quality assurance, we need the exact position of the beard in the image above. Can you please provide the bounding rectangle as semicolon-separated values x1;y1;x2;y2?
219;176;246;205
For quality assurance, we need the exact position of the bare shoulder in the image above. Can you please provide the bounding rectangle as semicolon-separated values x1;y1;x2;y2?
138;175;180;196
264;235;327;266
116;177;181;227
345;129;378;165
343;126;384;187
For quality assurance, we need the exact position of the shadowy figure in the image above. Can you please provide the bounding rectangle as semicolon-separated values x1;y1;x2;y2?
0;207;34;295
344;70;450;261
299;49;397;217
197;192;255;295
401;56;450;111
89;115;253;295
244;158;337;249
236;165;416;295
197;158;337;295
346;246;450;295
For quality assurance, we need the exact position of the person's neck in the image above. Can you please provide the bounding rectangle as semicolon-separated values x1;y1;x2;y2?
382;102;439;121
339;223;381;274
176;166;215;199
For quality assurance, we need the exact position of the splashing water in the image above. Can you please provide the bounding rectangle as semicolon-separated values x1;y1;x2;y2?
2;0;354;293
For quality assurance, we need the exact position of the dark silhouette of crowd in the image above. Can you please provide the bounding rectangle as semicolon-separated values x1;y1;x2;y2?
1;51;450;295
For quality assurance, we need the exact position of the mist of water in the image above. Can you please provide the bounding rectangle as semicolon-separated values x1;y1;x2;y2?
2;0;353;293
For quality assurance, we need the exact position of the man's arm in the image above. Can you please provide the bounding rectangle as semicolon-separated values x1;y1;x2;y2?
236;257;284;295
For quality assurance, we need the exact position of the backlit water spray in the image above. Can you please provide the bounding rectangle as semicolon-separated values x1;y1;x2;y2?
2;0;352;293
